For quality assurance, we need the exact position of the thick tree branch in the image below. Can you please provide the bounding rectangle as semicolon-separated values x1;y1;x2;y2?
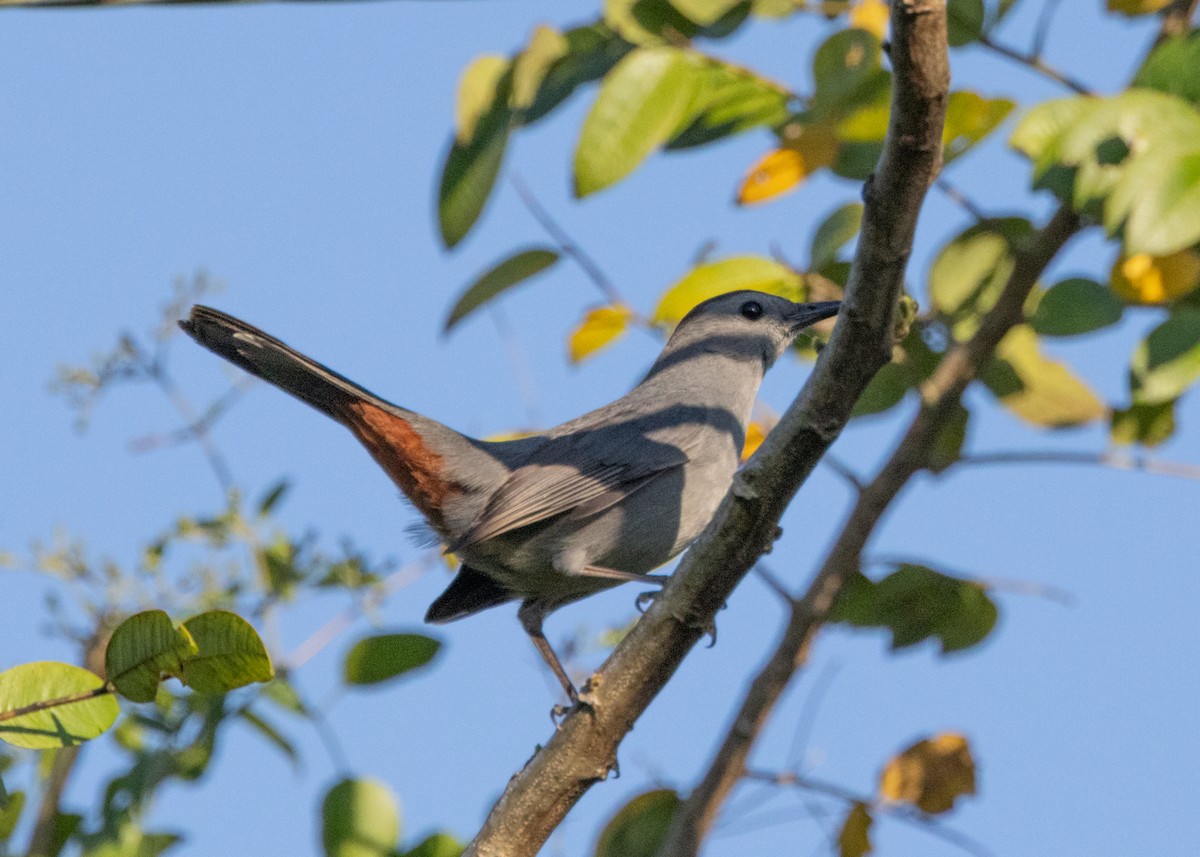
657;202;1080;857
463;4;949;856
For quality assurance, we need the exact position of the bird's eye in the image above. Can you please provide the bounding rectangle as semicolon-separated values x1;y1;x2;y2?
740;300;764;321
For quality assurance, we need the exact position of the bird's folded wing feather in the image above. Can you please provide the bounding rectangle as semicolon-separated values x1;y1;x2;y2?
452;429;696;550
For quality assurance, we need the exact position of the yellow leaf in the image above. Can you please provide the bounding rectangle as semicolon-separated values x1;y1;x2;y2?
984;325;1107;427
569;305;633;363
455;55;509;143
879;732;976;814
1106;0;1171;15
848;0;889;40
737;124;838;205
1111;250;1200;305
652;256;804;326
740;419;772;461
838;802;874;857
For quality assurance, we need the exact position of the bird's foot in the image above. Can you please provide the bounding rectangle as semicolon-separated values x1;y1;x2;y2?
633;590;720;646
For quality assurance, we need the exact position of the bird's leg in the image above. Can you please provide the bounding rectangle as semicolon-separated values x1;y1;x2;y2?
575;565;669;585
517;600;579;715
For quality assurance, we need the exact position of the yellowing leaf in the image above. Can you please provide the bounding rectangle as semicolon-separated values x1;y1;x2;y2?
880;733;976;814
569;305;633;363
653;256;804;325
848;0;889;40
1107;0;1171;14
740;419;772;461
511;25;569;111
838;802;874;857
737;125;838;205
455;55;510;143
982;326;1106;427
1110;250;1200;305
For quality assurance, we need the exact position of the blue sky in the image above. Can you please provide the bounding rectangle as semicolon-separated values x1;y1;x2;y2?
2;2;1198;855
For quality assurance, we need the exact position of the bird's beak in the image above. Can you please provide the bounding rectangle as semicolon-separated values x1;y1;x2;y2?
788;300;841;332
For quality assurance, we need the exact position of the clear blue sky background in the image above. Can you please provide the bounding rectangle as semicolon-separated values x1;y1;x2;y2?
2;3;1198;856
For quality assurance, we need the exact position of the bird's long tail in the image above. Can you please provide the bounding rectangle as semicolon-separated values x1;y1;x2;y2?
180;305;393;422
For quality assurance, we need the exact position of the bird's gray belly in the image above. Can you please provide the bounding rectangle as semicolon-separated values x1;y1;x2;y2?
461;451;737;606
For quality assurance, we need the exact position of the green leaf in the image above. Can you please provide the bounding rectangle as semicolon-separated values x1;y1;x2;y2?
79;824;180;857
0;790;24;840
322;778;401;857
838;802;873;857
982;325;1106;427
523;24;632;126
1108;148;1200;257
105;610;199;703
1130;308;1200;404
261;678;309;717
812;29;888;115
1112;398;1177;447
604;0;697;45
1031;278;1123;336
851;359;910;417
928;402;970;473
575;47;701;197
444;247;560;333
929;218;1034;339
594;789;680;857
652;256;803;324
670;0;745;25
666;63;790;150
402;833;464;857
943;91;1015;163
440;64;513;248
510;26;569;111
179;611;273;695
831;565;998;654
810;202;863;269
258;535;303;600
1012;91;1200;255
1134;31;1200;105
946;0;985;46
343;633;441;686
256;479;290;517
0;662;118;749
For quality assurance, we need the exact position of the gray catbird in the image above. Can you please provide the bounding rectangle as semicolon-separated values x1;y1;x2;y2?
181;291;840;699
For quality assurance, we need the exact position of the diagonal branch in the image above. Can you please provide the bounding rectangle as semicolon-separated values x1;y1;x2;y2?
658;202;1081;857
463;4;950;855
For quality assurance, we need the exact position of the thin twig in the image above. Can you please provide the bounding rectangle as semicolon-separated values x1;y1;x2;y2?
753;562;797;605
282;554;436;671
130;377;253;455
868;555;1075;607
957;450;1200;482
934;176;987;222
0;684;113;724
822;455;865;492
977;34;1094;96
1030;0;1063;59
509;173;628;310
489;304;542;428
744;769;995;857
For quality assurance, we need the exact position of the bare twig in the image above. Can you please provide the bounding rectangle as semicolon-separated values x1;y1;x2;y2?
282;554;437;671
957;449;1200;482
744;769;995;857
934;176;987;222
509;174;629;311
977;35;1094;96
464;5;950;855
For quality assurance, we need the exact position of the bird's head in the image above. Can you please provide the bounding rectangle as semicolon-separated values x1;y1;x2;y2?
665;290;841;369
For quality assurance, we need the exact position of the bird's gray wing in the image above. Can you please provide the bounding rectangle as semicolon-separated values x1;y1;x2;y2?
451;425;698;550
